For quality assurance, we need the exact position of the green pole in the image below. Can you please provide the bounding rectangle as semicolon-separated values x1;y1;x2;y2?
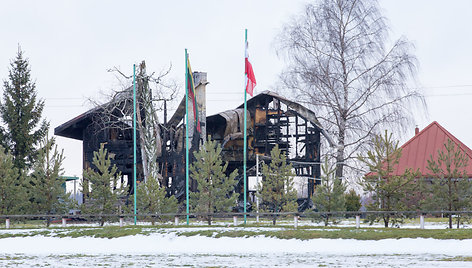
133;64;137;225
243;29;248;224
185;49;190;225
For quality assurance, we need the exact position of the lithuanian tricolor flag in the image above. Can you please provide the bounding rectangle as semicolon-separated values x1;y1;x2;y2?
186;57;201;132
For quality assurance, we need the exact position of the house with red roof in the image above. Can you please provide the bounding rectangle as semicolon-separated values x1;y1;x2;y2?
389;121;472;177
361;121;472;213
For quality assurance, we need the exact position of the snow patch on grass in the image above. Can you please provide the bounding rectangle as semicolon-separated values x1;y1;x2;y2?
1;231;472;267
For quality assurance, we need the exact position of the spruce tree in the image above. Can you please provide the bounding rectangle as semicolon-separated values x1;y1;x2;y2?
190;137;239;225
29;135;70;226
0;48;48;174
82;143;127;226
427;139;472;229
0;146;25;215
312;158;346;226
259;145;298;225
136;175;178;225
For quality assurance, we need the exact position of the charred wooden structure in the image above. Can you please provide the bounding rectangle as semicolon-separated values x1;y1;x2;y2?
203;91;334;209
54;90;142;200
55;72;333;210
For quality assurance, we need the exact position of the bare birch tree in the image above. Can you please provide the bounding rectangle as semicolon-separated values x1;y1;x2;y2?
276;0;425;179
91;61;178;184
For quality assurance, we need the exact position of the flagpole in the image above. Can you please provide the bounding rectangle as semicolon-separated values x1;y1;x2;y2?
185;49;190;225
243;29;248;224
132;64;137;225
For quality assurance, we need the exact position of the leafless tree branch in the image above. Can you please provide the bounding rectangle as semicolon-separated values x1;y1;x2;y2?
275;0;426;181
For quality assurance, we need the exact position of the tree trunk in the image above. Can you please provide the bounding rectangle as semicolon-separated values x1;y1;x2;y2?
136;92;149;183
383;215;389;228
208;192;212;226
273;206;278;225
335;118;346;179
448;179;453;229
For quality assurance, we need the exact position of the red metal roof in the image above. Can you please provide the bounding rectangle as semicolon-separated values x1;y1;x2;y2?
391;121;472;177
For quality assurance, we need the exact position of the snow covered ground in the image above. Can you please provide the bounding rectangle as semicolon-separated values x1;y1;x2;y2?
46;218;469;230
1;227;472;267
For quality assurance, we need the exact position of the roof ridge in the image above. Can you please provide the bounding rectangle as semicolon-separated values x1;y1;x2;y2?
434;122;472;159
400;121;472;161
399;121;437;150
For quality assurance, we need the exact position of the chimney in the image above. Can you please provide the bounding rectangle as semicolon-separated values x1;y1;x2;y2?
415;126;419;135
194;72;208;141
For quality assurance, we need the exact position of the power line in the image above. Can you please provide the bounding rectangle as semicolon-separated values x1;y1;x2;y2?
44;97;84;100
40;84;472;102
207;92;242;95
47;105;85;108
425;93;472;97
416;84;472;89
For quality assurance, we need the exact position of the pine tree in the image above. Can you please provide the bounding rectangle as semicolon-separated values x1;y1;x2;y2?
190;137;239;225
0;48;48;174
82;143;127;226
312;158;346;226
29;135;70;226
137;175;178;225
259;145;298;225
427;139;472;229
0;146;25;215
359;130;419;227
345;189;361;212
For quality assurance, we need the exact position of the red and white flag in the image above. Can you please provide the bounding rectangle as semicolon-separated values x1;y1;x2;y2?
245;41;256;96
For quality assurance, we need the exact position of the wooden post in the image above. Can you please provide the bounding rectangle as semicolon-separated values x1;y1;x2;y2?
294;215;298;228
5;218;10;229
256;154;260;223
62;218;67;228
174;216;179;226
233;216;238;226
119;217;124;227
420;215;425;229
356;215;360;228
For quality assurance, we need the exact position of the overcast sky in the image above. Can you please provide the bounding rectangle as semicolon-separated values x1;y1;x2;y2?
1;0;472;186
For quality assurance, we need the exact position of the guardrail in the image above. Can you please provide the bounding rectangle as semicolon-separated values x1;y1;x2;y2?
0;211;470;229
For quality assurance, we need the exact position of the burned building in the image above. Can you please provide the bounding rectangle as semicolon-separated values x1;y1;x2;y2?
55;71;333;209
54;89;141;199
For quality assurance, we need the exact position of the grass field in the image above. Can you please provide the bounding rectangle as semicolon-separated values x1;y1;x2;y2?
1;224;472;240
